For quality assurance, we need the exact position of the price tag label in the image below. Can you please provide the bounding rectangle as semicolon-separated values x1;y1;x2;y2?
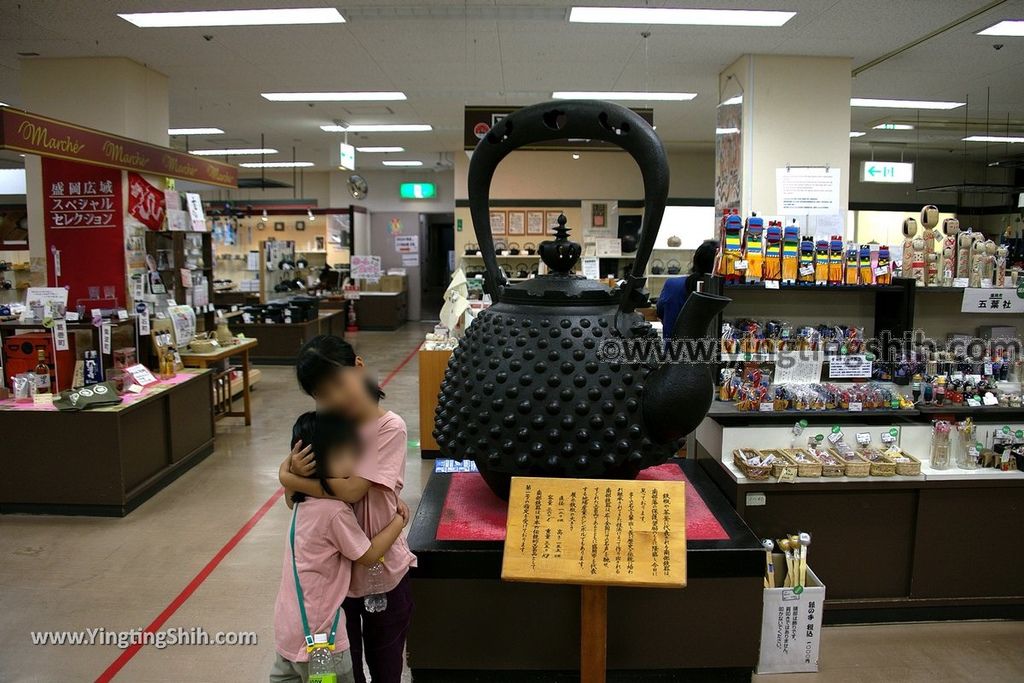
91;308;102;319
117;309;129;321
981;278;993;288
777;467;797;484
848;401;863;412
799;265;814;277
827;430;844;444
966;397;981;407
124;363;159;387
856;431;871;445
759;402;775;412
100;322;112;355
65;312;80;322
984;362;993;375
127;384;145;394
881;432;896;444
231;305;239;312
875;266;889;276
765;280;780;290
53;319;69;351
983;393;999;406
735;260;748;271
952;277;969;288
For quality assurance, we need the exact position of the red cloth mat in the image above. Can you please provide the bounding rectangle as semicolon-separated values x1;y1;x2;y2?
436;463;728;542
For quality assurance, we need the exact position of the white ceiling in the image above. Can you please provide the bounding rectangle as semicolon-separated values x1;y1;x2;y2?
1;0;1024;171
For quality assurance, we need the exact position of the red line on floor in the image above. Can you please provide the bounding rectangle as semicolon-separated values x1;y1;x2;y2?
380;341;423;388
95;487;283;682
97;340;423;680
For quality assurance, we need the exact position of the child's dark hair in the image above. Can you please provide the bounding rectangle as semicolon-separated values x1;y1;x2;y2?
289;411;361;504
295;335;385;402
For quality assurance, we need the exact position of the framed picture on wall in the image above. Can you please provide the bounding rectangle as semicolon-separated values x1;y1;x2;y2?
545;210;564;235
295;220;306;231
507;210;526;236
526;210;545;235
489;210;506;236
274;221;285;232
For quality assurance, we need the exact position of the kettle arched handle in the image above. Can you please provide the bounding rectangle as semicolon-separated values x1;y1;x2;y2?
467;100;669;310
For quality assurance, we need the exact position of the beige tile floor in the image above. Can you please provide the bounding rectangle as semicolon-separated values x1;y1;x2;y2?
1;322;1022;682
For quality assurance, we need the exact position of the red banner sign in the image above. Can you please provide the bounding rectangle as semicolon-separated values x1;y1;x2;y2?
42;158;126;305
127;172;166;230
0;108;237;188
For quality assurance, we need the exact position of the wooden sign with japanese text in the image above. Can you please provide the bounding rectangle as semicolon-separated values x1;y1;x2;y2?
502;477;687;588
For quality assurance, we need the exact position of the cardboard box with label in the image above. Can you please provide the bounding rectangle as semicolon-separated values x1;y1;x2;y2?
379;275;407;292
757;554;825;674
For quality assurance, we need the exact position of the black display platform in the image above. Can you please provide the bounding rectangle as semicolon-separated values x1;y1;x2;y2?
407;459;764;681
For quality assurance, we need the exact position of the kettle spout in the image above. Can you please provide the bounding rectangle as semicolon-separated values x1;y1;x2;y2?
642;291;730;444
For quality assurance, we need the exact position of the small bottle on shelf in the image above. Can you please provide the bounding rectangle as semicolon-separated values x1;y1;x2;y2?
34;349;51;393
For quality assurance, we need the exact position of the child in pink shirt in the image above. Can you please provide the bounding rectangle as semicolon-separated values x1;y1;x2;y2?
280;335;416;683
272;411;408;683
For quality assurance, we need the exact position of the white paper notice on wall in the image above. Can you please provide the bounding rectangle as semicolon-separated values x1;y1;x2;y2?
401;253;419;267
776;167;841;215
100;322;112;354
773;350;823;385
394;235;419;254
581;256;600;280
828;355;872;379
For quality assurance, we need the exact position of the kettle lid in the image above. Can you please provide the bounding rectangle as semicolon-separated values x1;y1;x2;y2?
501;214;618;306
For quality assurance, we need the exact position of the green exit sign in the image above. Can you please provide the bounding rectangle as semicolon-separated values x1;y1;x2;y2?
400;182;436;199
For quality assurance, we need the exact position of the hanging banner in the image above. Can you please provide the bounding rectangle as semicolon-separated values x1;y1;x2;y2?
127;172;166;230
42;158;126;304
0;107;237;188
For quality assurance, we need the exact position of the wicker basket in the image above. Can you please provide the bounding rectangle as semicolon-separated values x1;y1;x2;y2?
814;449;846;477
831;448;870;477
859;448;897;476
884;448;922;476
784;448;823;477
732;449;771;480
762;449;797;478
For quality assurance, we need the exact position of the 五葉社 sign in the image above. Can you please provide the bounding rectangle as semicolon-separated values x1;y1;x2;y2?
0;107;238;188
960;287;1024;314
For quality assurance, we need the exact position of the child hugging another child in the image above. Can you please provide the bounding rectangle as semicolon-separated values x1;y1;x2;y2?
279;335;416;683
271;411;409;683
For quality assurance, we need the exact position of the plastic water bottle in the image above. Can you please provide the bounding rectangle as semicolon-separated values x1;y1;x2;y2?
308;633;336;683
363;561;388;613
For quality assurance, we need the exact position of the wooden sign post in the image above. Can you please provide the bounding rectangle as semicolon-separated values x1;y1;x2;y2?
502;477;687;683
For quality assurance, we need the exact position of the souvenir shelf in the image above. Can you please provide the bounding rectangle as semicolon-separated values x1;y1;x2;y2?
144;230;214;327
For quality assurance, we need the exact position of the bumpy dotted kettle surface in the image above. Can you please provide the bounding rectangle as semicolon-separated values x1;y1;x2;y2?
434;307;681;493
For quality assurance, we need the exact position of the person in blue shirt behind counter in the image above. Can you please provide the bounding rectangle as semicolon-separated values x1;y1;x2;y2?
655;239;719;340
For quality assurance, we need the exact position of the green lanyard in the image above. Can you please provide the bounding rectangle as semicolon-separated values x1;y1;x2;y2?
290;503;342;652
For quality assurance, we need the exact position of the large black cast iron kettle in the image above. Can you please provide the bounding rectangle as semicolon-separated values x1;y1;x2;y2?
434;100;729;499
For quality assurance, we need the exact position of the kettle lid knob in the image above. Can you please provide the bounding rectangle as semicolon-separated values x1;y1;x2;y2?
538;214;581;274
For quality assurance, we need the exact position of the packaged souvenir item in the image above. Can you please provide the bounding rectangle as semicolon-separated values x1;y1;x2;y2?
828;235;844;284
798;235;815;284
814;239;830;285
744;213;765;281
764;220;783;281
718;209;745;281
781;220;800;284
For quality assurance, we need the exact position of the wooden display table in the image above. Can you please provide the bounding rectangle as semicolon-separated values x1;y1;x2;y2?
353;291;408;330
179;338;258;426
227;309;344;364
418;344;453;457
407;460;764;681
0;370;214;516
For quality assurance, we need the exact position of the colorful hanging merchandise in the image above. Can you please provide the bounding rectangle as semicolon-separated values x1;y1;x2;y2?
876;245;892;285
798;235;815;285
718;209;745;282
781;220;800;284
844;242;859;285
828;235;844;285
814;239;830;286
763;220;783;282
858;244;873;285
744;214;765;282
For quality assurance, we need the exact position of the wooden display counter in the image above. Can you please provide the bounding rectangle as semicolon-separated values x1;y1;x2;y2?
407;459;764;681
417;345;453;457
0;370;214;517
227;309;344;364
353;291;408;330
696;406;1024;622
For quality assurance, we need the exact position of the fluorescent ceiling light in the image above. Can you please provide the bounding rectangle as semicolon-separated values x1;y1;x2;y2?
963;135;1024;143
239;161;314;168
851;97;964;110
356;146;405;153
719;95;742;106
977;20;1024;36
382;160;423;167
552;91;696;101
873;123;914;130
321;124;432;132
850;131;866;138
168;127;224;135
715;127;739;135
118;8;344;28
569;6;795;27
262;91;406;102
190;148;277;156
